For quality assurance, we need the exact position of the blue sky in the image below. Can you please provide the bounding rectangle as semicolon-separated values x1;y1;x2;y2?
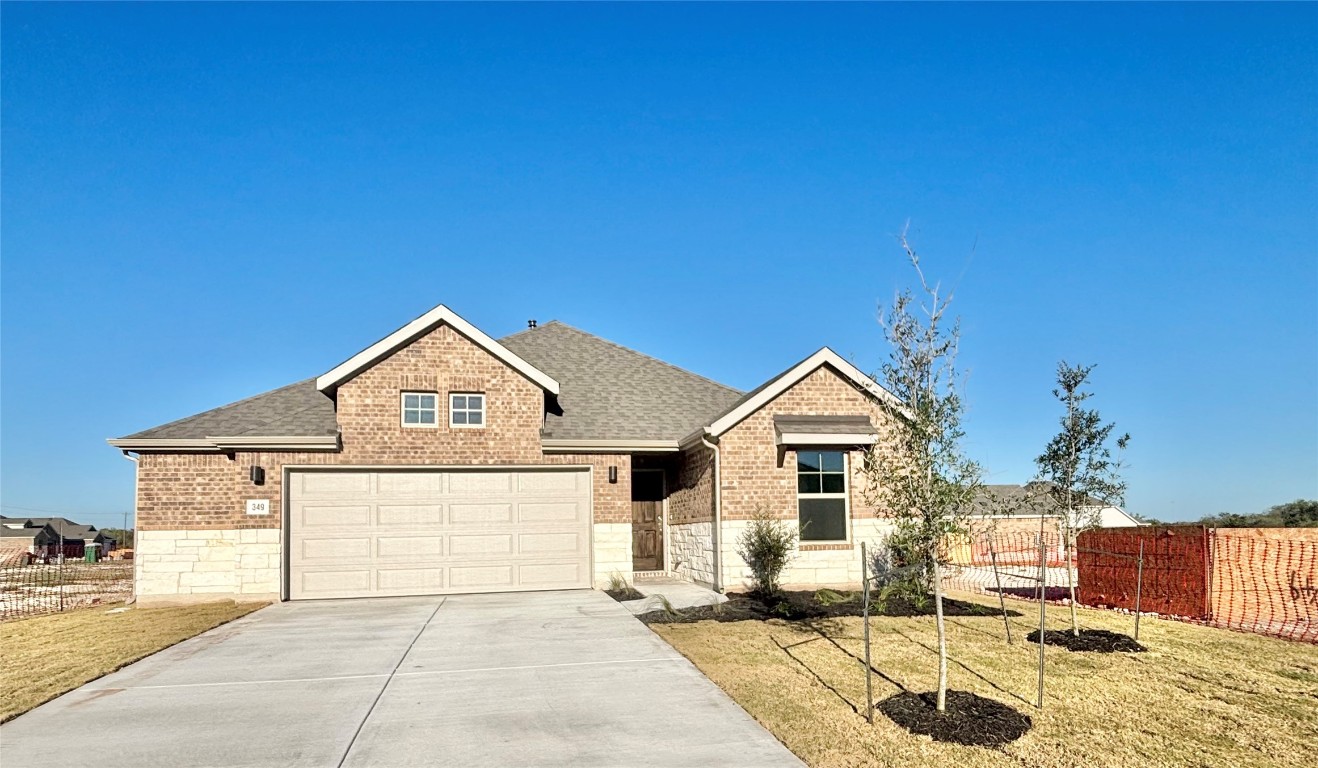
2;3;1315;529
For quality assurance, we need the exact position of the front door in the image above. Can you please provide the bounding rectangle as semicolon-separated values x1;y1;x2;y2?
631;469;664;572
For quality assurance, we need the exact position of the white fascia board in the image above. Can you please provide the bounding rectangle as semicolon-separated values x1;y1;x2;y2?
775;432;878;447
315;304;560;395
706;348;906;438
209;435;340;451
541;439;680;453
107;435;340;452
106;438;217;452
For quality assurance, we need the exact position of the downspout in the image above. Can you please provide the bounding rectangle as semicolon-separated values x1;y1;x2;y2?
700;432;724;593
120;451;139;605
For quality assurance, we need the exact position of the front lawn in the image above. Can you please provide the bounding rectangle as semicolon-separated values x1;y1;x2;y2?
1;600;266;723
649;592;1318;767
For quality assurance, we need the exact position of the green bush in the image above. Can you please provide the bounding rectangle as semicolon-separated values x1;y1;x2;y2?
736;509;797;597
869;528;933;609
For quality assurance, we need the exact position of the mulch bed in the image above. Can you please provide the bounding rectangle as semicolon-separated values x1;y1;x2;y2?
604;588;643;603
639;589;1016;624
1026;628;1146;653
877;689;1032;748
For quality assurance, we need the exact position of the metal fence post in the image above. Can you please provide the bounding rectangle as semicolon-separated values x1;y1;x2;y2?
862;541;873;724
1037;531;1046;709
988;536;1012;644
1135;539;1144;641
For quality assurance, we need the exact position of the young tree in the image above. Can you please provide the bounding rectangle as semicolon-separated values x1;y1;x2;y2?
1035;362;1130;636
864;229;982;712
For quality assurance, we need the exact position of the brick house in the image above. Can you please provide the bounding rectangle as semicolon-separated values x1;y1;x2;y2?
110;304;904;604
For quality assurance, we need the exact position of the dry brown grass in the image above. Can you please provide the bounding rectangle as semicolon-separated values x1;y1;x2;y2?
1;600;266;722
651;593;1318;768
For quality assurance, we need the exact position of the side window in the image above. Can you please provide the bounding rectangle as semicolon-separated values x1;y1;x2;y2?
797;450;847;542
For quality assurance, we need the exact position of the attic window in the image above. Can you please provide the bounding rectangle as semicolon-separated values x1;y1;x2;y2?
401;392;438;427
450;393;485;428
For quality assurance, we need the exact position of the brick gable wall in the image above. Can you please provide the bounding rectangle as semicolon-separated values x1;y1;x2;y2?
135;323;629;533
718;365;900;524
334;324;545;464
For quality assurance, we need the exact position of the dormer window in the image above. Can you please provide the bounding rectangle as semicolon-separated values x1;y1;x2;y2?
401;392;438;427
450;393;485;428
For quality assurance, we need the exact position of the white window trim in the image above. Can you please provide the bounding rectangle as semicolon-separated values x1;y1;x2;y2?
795;449;851;544
449;392;486;429
400;391;439;429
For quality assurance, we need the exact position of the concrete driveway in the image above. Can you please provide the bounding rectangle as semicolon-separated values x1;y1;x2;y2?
1;591;801;767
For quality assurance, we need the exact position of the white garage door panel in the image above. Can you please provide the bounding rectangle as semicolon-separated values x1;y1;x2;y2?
288;469;591;600
378;504;443;525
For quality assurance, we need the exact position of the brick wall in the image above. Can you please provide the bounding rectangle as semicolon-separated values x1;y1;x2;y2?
334;324;545;465
135;324;629;532
137;453;246;530
718;365;900;524
668;444;714;525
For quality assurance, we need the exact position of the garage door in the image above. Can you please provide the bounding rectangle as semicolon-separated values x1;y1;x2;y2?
287;468;592;600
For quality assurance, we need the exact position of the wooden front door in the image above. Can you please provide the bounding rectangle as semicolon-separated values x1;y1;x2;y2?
631;470;665;572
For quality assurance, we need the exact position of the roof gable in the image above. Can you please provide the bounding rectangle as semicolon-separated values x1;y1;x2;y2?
316;304;559;395
700;348;903;439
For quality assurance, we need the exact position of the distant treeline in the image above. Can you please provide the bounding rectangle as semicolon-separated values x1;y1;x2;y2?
1144;500;1318;529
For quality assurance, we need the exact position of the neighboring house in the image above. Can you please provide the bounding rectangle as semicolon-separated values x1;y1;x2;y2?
0;516;108;558
0;522;64;558
966;482;1144;539
15;517;109;557
109;304;905;604
947;483;1142;568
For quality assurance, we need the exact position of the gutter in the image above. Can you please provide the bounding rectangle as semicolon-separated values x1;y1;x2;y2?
106;435;340;453
121;452;138;606
540;439;680;454
700;431;724;593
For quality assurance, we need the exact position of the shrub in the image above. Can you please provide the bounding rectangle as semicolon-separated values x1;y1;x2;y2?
736;509;797;597
869;529;933;610
606;571;642;599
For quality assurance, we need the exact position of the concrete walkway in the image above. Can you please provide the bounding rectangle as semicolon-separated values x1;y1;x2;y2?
1;591;800;768
622;576;728;616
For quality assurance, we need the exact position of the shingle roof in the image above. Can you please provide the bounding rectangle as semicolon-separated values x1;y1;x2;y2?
500;322;744;441
21;518;104;540
116;323;743;444
121;378;338;440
